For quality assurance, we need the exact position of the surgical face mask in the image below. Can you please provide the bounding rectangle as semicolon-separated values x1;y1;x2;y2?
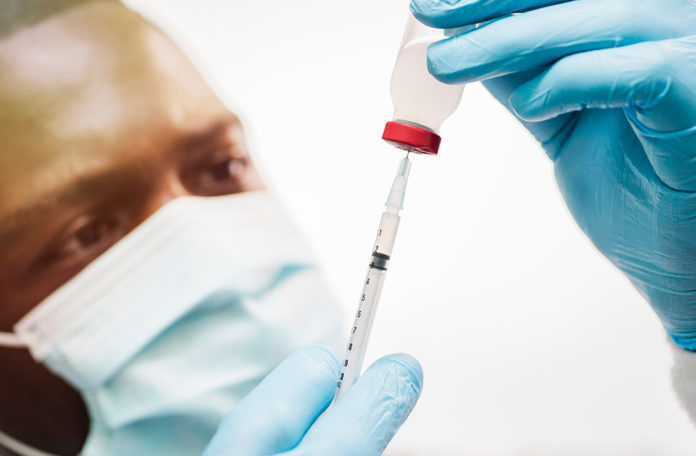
0;191;343;456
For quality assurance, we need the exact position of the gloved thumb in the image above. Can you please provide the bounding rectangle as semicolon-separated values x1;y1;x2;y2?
288;353;423;456
203;346;339;456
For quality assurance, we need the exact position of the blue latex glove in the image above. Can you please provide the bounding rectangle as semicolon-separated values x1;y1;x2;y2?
410;0;696;349
203;346;422;456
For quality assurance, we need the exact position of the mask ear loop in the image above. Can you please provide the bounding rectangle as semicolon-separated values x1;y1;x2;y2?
0;332;26;348
0;430;60;456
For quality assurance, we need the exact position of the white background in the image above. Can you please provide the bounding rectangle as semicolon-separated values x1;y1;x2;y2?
125;1;696;454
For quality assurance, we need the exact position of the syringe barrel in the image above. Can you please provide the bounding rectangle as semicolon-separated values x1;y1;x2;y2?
335;266;387;398
373;212;400;256
334;156;411;402
335;210;401;401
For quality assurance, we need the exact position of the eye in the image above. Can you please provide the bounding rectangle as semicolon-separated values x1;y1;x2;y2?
209;157;245;183
187;152;249;196
48;216;123;264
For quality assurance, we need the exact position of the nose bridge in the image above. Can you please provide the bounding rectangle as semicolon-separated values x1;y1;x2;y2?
141;169;191;219
163;167;190;199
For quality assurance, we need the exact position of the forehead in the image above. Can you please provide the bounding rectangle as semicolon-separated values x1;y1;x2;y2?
0;1;225;214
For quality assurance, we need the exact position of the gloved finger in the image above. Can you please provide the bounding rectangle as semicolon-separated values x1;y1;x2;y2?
411;0;571;29
508;41;690;124
509;37;696;191
481;69;577;156
427;0;691;84
287;354;423;456
203;345;339;456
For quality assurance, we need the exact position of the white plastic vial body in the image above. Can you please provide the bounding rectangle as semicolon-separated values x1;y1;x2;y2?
390;14;465;133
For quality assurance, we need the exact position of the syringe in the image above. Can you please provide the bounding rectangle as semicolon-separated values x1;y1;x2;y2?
334;154;411;401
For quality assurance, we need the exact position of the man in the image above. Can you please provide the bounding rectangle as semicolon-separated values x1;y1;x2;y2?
5;0;696;454
0;1;422;455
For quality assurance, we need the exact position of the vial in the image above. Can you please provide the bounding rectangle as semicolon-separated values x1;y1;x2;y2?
382;13;465;155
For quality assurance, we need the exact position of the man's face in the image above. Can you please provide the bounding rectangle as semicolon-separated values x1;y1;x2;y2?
0;2;264;330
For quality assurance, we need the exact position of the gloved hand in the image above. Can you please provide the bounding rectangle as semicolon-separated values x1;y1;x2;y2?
410;0;696;349
203;345;422;456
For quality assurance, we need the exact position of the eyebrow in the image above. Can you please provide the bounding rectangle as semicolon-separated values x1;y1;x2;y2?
174;114;242;157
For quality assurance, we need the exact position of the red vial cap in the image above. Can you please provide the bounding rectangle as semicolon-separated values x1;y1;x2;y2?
382;121;441;155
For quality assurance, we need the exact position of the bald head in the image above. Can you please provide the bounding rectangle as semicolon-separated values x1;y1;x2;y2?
0;0;227;208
